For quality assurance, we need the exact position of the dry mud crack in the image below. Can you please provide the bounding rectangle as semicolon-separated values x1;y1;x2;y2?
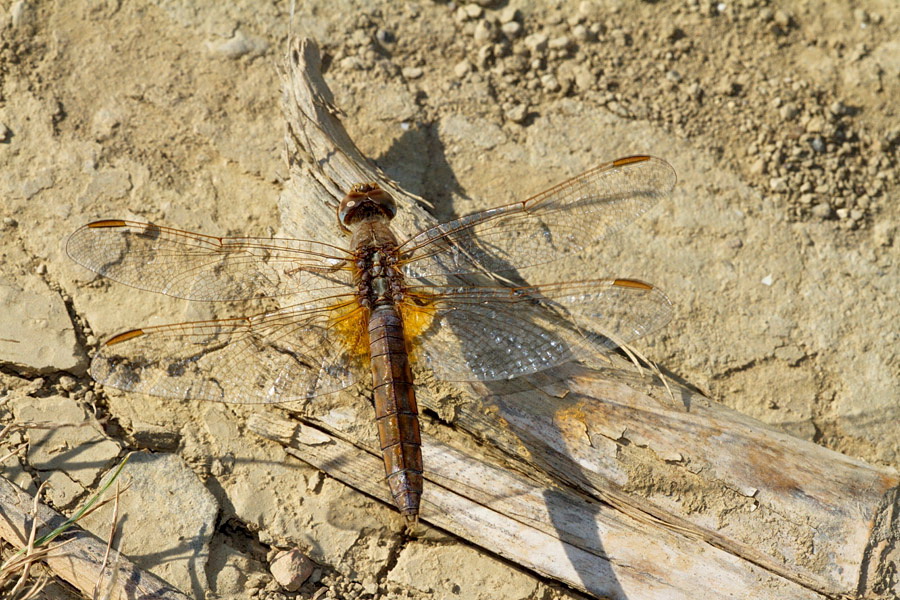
0;1;896;599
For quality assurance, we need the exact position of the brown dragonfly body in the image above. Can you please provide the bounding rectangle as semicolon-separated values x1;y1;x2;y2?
343;184;423;517
67;155;677;522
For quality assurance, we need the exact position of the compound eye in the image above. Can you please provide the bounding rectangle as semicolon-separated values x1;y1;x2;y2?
372;189;397;219
338;184;397;229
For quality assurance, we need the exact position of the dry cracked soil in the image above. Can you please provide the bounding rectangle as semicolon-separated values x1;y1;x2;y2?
0;0;897;599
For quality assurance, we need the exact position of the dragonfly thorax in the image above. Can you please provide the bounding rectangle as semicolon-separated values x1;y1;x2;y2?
355;247;403;309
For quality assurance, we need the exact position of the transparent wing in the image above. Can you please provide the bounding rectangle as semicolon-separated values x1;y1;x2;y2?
398;156;675;279
91;299;369;402
67;220;355;302
404;279;671;381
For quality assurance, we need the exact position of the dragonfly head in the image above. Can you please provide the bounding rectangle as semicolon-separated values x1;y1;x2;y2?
338;183;397;233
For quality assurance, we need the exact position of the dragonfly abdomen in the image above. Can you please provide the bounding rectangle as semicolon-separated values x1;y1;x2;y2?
368;304;423;519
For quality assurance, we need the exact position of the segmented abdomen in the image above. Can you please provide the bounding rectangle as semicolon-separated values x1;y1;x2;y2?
368;305;423;518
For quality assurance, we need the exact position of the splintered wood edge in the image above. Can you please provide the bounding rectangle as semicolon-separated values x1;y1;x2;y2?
281;38;435;240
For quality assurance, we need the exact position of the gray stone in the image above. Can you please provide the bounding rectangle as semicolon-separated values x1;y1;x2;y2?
81;452;219;598
13;395;120;486
0;276;87;373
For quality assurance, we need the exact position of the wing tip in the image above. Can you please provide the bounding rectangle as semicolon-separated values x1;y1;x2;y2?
613;155;678;190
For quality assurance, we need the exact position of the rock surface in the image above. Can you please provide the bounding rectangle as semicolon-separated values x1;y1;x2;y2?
0;276;85;373
79;452;219;598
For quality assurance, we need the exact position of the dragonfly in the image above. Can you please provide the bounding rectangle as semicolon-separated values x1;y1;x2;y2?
67;155;676;523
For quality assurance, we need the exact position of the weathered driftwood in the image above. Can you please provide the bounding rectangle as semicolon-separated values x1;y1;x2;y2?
271;38;900;600
0;475;189;600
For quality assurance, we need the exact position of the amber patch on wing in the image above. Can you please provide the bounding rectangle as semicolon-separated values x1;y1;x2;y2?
399;292;438;350
328;302;370;362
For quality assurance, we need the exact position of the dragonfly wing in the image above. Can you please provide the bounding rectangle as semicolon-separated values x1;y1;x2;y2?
67;220;354;301
91;300;368;402
404;279;671;381
399;156;675;280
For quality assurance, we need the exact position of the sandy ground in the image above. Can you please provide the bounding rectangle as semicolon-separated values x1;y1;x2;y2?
0;0;897;598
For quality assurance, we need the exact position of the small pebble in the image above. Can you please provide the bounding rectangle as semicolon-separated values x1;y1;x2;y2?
611;29;630;46
271;549;315;592
59;375;77;392
572;24;590;42
209;30;268;59
829;100;848;116
809;136;826;153
463;4;483;19
474;20;495;43
499;7;520;24
548;35;571;50
687;82;703;100
774;10;791;28
574;68;595;91
476;45;493;68
769;177;788;192
505;104;528;123
804;116;825;133
540;73;561;92
454;60;472;78
501;21;522;38
779;103;799;120
401;66;423;80
524;32;549;53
